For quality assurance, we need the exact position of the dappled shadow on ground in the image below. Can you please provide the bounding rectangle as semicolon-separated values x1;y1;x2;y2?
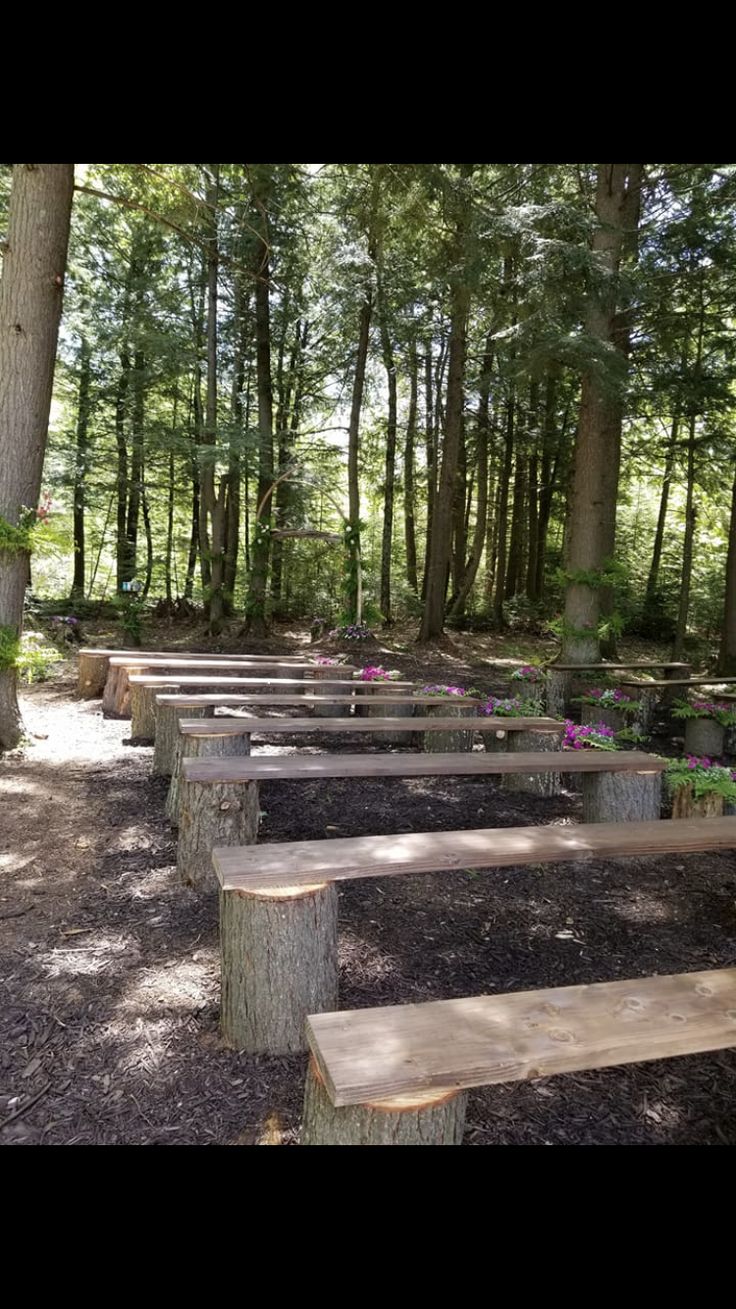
2;661;736;1145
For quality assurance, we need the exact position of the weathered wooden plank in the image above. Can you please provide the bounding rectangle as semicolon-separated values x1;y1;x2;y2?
179;716;564;737
619;678;736;689
81;648;307;661
184;749;664;785
156;693;479;708
552;662;691;671
109;657;352;672
213;816;736;891
130;675;403;689
306;967;736;1106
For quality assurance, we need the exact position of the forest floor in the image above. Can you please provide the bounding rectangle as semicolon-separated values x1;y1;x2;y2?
2;621;736;1145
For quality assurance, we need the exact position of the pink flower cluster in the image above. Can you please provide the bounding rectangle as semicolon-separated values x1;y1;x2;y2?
563;720;616;750
420;684;475;697
356;666;401;682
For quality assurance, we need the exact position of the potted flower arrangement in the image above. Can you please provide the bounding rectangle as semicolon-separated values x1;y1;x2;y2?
328;621;374;642
562;721;618;751
666;755;736;819
576;686;641;733
415;683;479;753
671;699;736;759
510;665;546;695
352;665;402;682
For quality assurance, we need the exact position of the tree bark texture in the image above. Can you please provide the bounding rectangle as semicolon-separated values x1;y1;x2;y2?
177;774;260;888
301;1057;468;1145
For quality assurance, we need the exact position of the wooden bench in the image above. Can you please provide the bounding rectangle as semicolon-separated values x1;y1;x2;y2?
546;661;691;717
176;749;665;888
301;965;736;1143
210;815;736;1055
153;693;483;780
125;674;413;735
78;647;306;698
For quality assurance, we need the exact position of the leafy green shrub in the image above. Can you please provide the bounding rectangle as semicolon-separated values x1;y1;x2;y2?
16;630;62;683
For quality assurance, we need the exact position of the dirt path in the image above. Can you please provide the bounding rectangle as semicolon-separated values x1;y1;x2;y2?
2;666;736;1145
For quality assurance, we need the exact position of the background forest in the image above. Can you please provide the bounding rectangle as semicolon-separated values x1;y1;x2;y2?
3;162;736;665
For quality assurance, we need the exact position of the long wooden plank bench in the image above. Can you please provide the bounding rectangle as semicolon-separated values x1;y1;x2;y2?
210;815;736;1057
153;693;484;781
301;966;736;1143
125;674;414;734
78;646;306;698
176;749;665;888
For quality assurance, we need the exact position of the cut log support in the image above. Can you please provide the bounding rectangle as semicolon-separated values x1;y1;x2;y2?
177;773;260;889
483;727;509;753
582;768;662;823
581;703;627;733
671;785;726;820
684;718;725;759
421;701;475;752
362;682;415;744
546;667;573;719
301;1057;467;1146
77;651;108;699
311;664;351;717
130;682;160;742
102;662;126;717
220;883;338;1053
168;729;250;827
503;729;562;796
153;703;207;777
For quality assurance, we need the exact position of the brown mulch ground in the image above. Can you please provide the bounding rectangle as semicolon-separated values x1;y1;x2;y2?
2;632;736;1145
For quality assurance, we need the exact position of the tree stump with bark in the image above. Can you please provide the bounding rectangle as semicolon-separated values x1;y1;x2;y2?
482;727;509;753
421;701;475;752
581;703;627;733
77;651;108;699
130;683;159;742
546;668;573;719
153;703;208;777
220;883;338;1053
671;785;726;819
355;682;414;743
502;729;563;796
102;662;127;717
684;717;725;759
311;664;351;717
301;1057;467;1145
177;773;260;889
581;769;662;823
167;728;250;828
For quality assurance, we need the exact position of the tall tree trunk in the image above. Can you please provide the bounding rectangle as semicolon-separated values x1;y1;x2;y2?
70;335;92;600
717;461;736;674
199;165;227;635
0;163;74;750
525;381;540;600
124;345;145;584
420;342;435;602
245;165;275;636
449;332;493;619
419;166;474;641
560;164;642;664
377;255;397;626
344;171;380;625
224;263;249;614
403;342;419;595
492;390;514;626
645;411;680;606
534;370;559;600
141;476;153;597
115;344;131;588
190;254;211;604
272;318;306;612
504;448;526;599
451;423;467;599
672;413;697;660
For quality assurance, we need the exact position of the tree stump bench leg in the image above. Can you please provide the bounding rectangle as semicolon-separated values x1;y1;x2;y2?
301;1057;467;1145
421;703;475;752
502;729;562;796
582;769;662;822
220;883;338;1053
153;704;206;777
102;663;125;717
77;652;108;699
546;669;573;719
177;775;260;889
167;726;249;828
483;729;509;754
684;718;725;758
130;683;159;742
311;667;350;716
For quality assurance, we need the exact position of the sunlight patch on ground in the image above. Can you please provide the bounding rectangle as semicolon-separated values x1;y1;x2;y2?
115;957;214;1015
41;931;139;978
